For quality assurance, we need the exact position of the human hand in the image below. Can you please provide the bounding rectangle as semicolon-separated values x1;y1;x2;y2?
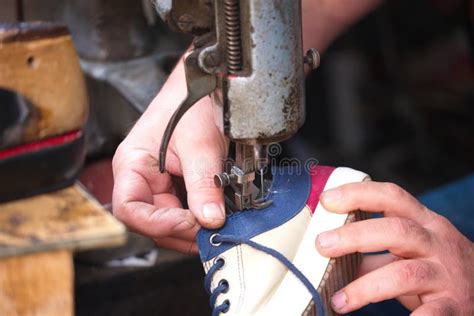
112;60;227;254
316;182;474;315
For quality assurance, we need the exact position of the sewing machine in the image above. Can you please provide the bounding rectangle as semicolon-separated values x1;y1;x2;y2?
156;0;319;212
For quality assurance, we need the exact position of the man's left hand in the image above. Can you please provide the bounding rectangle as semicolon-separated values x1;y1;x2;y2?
316;181;474;315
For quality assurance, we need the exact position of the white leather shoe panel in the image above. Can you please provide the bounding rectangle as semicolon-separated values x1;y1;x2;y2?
204;167;369;316
262;167;369;315
203;206;312;315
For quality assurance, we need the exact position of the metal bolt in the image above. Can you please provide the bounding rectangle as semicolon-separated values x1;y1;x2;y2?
204;52;219;68
177;14;194;33
214;173;232;188
304;48;321;70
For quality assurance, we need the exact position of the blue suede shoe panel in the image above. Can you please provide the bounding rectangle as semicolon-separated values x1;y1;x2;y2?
197;167;311;262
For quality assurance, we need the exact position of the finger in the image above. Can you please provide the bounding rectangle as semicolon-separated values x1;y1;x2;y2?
331;259;440;314
320;182;434;225
316;217;433;258
113;146;177;193
175;100;227;229
411;298;457;316
169;224;200;242
357;253;400;277
154;237;199;255
113;168;197;238
357;255;422;310
399;295;422;311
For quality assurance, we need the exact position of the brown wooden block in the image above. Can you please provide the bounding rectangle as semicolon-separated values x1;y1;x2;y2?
0;250;73;316
0;22;88;143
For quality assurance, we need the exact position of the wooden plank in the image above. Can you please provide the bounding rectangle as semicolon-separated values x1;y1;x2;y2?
0;183;126;259
0;250;73;316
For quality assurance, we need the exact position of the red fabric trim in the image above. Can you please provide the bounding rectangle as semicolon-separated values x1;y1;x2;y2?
0;130;83;160
307;165;336;214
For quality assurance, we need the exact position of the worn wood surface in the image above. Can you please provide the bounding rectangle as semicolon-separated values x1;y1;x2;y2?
0;250;73;316
0;183;126;259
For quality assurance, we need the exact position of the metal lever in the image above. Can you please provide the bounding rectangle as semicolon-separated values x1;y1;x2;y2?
159;49;217;173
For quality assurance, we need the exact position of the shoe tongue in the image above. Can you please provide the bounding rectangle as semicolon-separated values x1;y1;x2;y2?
196;166;312;263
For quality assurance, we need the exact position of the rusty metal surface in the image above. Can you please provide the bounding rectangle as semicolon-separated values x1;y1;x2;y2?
223;0;305;144
159;49;217;172
154;0;214;35
155;0;306;211
155;0;306;147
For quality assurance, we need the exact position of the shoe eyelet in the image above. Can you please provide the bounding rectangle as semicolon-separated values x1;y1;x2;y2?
219;279;229;293
222;299;230;313
210;233;222;246
213;256;226;269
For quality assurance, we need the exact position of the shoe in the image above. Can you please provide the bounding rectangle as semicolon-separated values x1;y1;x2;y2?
196;165;370;316
0;22;87;202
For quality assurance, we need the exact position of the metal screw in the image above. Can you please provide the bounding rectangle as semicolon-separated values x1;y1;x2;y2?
203;52;220;70
214;173;232;188
177;14;194;32
304;48;321;70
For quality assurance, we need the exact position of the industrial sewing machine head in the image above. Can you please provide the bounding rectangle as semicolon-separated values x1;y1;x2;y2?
155;0;319;212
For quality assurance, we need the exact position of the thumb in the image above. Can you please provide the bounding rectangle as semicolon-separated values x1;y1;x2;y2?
178;135;227;229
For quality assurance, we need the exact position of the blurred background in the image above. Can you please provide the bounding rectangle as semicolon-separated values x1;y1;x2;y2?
0;0;473;315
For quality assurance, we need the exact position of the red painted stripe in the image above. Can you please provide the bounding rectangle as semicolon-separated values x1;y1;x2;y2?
307;165;336;214
0;130;83;160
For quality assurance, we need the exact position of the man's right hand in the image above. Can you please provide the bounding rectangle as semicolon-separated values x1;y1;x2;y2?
112;60;227;253
111;0;382;253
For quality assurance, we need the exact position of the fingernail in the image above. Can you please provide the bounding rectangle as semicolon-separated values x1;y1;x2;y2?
202;203;225;220
317;231;339;248
331;291;347;311
174;220;194;231
321;188;342;204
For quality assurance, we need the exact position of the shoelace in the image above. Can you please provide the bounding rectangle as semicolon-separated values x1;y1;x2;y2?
204;234;325;316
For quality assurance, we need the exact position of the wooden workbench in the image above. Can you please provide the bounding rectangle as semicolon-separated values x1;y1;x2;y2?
0;184;126;316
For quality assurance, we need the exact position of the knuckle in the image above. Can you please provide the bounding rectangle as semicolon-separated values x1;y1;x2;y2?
432;298;458;316
112;203;129;223
391;217;417;237
398;261;434;286
113;146;155;173
383;182;406;200
190;175;219;192
113;201;145;226
432;213;452;230
390;217;432;247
